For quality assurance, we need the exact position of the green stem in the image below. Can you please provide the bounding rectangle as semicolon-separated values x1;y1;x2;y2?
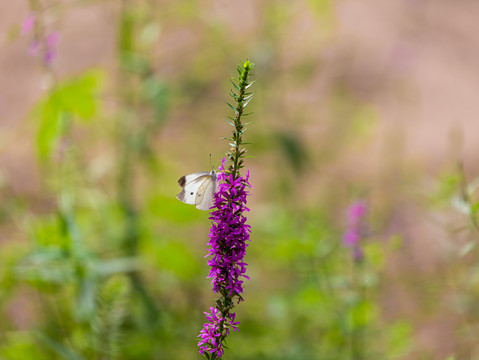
230;61;254;181
114;1;159;325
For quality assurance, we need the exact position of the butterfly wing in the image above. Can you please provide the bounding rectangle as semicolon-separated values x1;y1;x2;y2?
195;176;217;210
177;172;210;205
177;172;210;188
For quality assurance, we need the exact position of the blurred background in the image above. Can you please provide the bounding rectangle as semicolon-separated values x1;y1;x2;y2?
2;0;479;359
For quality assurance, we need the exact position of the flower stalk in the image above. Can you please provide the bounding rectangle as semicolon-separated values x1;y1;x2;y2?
197;60;255;359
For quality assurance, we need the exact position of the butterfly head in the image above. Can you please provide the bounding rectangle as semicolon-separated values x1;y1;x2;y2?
178;175;187;187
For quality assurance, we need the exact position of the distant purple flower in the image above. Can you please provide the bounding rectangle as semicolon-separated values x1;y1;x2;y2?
21;14;35;35
343;201;368;261
44;32;59;65
28;40;41;56
197;158;251;358
22;13;59;66
46;32;59;48
23;14;40;58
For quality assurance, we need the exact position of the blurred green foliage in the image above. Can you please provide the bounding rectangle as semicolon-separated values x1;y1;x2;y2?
5;0;478;359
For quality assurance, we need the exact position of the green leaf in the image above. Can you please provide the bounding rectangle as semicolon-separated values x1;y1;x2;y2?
230;79;239;91
56;70;104;119
33;70;104;160
36;100;62;159
225;102;237;112
243;92;255;101
229;90;238;100
242;97;253;108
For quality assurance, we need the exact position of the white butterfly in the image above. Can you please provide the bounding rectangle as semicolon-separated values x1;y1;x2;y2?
176;170;218;210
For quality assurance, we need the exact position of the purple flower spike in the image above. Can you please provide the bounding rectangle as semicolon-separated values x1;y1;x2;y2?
198;159;252;358
197;60;254;359
343;200;368;261
206;159;251;298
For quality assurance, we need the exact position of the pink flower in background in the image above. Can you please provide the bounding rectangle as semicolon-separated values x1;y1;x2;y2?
46;32;59;48
21;13;59;66
343;201;368;261
21;14;35;35
28;40;41;56
44;32;59;65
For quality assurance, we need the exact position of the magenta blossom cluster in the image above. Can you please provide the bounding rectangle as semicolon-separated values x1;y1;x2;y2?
198;307;240;357
197;158;251;358
343;201;368;261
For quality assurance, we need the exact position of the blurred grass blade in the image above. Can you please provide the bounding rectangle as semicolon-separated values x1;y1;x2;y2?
35;333;86;360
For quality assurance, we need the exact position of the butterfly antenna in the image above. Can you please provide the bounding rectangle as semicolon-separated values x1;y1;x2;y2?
209;153;214;170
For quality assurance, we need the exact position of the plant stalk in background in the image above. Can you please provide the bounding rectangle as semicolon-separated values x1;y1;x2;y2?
197;60;255;359
343;200;368;359
343;201;368;262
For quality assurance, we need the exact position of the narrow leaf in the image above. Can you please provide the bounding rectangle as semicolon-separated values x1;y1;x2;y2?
36;333;86;360
242;97;253;108
230;79;239;91
243;92;255;101
225;102;237;112
230;90;238;100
